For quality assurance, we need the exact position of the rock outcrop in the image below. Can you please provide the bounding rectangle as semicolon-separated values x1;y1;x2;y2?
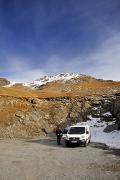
0;78;10;87
112;94;120;129
0;96;92;138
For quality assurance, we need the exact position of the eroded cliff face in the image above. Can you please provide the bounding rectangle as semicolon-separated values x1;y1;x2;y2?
0;96;92;138
112;94;120;129
0;93;120;138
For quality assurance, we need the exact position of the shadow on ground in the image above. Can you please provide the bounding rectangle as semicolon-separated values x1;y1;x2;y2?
104;148;120;157
90;142;108;150
104;124;118;133
26;133;86;148
91;142;120;157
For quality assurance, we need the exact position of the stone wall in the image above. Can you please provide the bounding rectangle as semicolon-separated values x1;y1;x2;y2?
112;94;120;129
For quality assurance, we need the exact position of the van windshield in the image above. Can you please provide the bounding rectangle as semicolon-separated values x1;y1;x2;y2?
69;127;85;134
63;129;68;134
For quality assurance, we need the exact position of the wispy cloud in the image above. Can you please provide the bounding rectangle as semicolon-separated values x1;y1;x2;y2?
43;32;120;81
1;57;44;82
81;33;120;80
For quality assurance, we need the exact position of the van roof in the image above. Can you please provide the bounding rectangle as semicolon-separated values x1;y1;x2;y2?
70;125;89;128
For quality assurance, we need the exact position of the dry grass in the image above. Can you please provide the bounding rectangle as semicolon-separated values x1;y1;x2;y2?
0;98;32;126
0;78;120;98
0;86;37;97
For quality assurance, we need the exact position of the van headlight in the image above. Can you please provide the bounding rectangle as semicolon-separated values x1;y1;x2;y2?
80;135;85;139
63;135;68;139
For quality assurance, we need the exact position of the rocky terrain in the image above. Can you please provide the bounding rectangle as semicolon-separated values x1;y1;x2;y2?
0;74;120;138
0;78;10;87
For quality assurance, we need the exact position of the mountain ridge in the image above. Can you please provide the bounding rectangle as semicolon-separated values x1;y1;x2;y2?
0;73;120;98
3;73;119;89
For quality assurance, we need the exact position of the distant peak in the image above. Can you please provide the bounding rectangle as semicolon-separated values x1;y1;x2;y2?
23;73;87;88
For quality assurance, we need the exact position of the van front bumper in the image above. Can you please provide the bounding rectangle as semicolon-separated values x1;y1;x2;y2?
65;139;86;144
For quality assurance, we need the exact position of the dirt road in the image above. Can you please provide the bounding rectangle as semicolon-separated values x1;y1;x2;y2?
0;135;120;180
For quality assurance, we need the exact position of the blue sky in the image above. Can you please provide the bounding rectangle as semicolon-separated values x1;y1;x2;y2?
0;0;120;82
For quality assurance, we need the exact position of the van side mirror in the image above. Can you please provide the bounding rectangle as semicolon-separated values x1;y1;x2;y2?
86;131;89;134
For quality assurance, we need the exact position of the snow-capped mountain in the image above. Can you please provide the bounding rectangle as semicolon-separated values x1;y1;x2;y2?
23;73;86;88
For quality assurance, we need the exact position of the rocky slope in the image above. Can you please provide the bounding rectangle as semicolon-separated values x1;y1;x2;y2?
0;74;120;138
0;78;10;87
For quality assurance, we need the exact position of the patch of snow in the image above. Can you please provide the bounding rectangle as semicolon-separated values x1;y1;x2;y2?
92;107;98;110
102;112;112;116
104;99;111;103
86;115;120;149
4;81;16;87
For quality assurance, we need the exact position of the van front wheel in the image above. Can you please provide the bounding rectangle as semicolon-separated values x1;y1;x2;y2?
83;141;87;147
65;141;69;147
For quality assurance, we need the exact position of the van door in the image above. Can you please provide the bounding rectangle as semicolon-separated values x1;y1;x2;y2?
86;128;90;143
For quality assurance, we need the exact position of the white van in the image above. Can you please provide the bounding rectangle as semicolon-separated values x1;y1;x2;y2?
62;125;91;147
